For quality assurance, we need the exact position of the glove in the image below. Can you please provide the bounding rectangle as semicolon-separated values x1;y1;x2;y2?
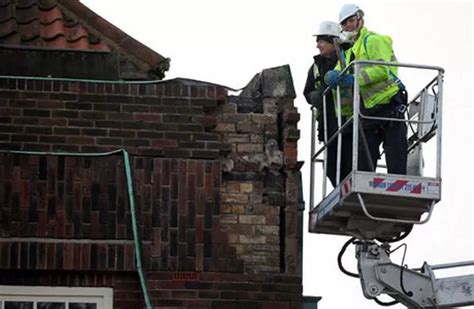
339;74;354;88
308;90;323;109
324;70;340;89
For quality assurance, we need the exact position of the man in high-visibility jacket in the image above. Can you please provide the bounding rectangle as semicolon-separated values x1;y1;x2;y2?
325;4;408;175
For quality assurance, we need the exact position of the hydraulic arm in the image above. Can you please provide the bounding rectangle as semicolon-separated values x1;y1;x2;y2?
356;241;474;308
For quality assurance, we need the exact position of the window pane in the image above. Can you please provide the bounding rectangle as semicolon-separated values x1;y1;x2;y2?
69;304;96;309
5;302;33;309
38;303;66;309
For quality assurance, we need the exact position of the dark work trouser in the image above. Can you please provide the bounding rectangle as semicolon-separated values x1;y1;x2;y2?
326;132;353;187
358;92;408;175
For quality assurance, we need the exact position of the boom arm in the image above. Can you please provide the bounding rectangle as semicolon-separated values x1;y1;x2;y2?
356;241;474;308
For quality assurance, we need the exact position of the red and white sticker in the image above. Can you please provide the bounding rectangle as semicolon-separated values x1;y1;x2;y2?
369;177;422;194
341;177;352;197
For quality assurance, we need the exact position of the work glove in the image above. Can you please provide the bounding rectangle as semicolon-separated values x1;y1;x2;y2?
308;90;323;110
324;70;340;89
339;74;354;88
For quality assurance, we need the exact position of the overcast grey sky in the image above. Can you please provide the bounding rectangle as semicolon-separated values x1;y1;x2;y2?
81;1;473;308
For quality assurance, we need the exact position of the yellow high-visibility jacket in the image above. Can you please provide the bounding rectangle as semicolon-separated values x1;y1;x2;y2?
335;27;400;116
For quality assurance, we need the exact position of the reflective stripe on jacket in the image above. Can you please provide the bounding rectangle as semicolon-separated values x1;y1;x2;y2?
335;27;400;116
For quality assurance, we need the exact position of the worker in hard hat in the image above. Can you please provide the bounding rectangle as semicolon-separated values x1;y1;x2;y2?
304;21;352;186
325;4;408;175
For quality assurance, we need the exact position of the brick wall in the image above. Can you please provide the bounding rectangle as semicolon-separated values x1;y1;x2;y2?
0;66;303;308
0;77;227;158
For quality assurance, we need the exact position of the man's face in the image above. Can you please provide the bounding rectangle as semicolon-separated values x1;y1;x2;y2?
341;15;359;32
317;39;336;57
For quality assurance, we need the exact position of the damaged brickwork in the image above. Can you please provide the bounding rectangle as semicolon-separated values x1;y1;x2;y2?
214;65;302;275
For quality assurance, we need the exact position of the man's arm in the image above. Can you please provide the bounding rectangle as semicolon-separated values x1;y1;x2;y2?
358;34;394;87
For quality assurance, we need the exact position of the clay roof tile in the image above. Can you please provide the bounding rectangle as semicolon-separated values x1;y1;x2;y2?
39;5;62;24
18;19;40;41
15;0;37;9
0;0;12;7
40;18;64;40
0;17;17;38
0;2;14;23
0;0;168;78
16;5;39;24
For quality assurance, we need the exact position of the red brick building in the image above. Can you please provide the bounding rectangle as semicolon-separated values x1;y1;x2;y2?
0;1;304;308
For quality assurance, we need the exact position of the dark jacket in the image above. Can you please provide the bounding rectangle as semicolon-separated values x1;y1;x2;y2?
303;52;338;142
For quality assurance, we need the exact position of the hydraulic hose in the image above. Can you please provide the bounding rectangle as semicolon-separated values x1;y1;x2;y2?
337;237;359;278
0;149;153;309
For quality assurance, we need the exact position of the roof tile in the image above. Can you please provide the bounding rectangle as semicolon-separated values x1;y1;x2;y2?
65;24;87;42
16;5;39;24
0;17;16;38
18;19;40;41
0;0;168;78
40;18;63;40
1;31;19;44
0;0;112;51
39;5;62;24
0;0;11;7
16;0;37;9
38;0;57;10
0;2;14;23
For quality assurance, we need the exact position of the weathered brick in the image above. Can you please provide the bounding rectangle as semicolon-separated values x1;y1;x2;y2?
36;100;65;109
134;113;161;122
93;103;121;112
9;99;36;108
237;143;263;153
239;215;266;225
25;127;52;134
82;128;108;136
224;134;249;143
220;114;249;123
251;114;276;124
97;137;123;146
240;183;253;193
222;193;248;204
39;136;66;144
284;128;300;141
53;127;81;135
68;119;94;127
193;133;220;142
12;135;38;142
13;117;38;125
236;121;261;133
239;235;266;244
122;104;149;113
95;120;123;129
192;115;217;128
214;123;235;132
23;109;50;117
110;130;136;138
65;102;92;110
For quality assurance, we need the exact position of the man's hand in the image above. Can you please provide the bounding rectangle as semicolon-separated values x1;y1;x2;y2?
324;70;340;89
308;90;323;109
339;74;354;88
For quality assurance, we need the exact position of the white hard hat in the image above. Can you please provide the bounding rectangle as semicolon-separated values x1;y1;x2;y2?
339;4;364;24
313;21;340;37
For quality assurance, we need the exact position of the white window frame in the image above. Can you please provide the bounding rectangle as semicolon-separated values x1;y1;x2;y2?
0;286;113;309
